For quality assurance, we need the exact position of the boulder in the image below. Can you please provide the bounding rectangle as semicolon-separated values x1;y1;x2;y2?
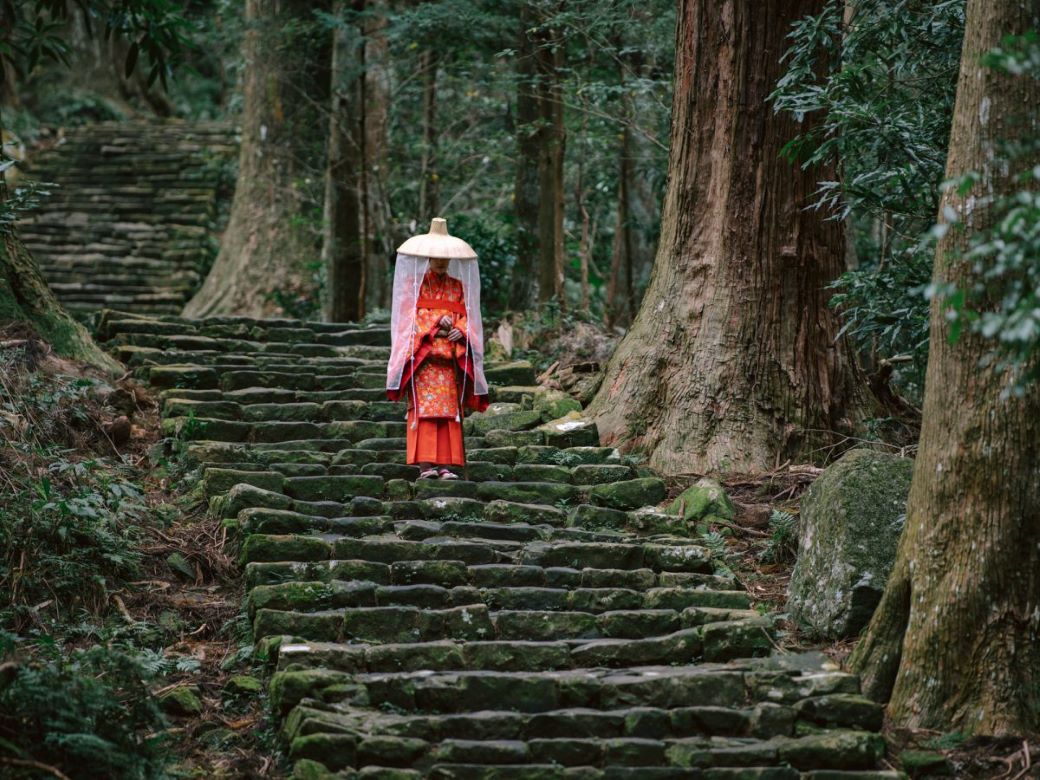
533;387;582;421
537;411;600;447
666;478;735;530
787;448;914;639
158;685;203;716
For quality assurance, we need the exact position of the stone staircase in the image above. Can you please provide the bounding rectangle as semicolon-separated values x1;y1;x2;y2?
95;310;900;779
20;121;237;318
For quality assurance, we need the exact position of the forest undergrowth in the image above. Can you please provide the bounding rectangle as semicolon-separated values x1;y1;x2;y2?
0;328;286;779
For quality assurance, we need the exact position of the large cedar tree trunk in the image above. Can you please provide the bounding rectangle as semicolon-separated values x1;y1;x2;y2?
589;0;871;474
323;0;366;322
184;0;326;318
848;0;1040;736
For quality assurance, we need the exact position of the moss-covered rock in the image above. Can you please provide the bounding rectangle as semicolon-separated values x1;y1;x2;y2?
290;759;339;780
465;404;543;435
238;534;332;565
158;685;203;716
289;732;357;770
268;669;356;714
224;674;264;695
533;387;582;421
589;477;666;510
900;749;954;777
779;728;886;770
484;428;545;447
214;483;292;518
667;477;735;525
203;467;284;498
537;411;600;448
483;499;567;526
787;448;914;640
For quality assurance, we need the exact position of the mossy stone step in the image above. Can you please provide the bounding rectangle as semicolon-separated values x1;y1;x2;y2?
243;560;736;592
249;579;751;619
268;663;863;717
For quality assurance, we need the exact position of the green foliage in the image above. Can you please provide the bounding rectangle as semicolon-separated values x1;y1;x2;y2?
0;179;54;236
451;212;518;319
0;364;151;630
699;530;737;578
0;0;190;89
758;509;799;565
26;83;128;126
377;0;673;314
828;243;933;396
773;0;966;396
929;32;1040;391
551;450;583;467
921;730;968;750
0;636;168;779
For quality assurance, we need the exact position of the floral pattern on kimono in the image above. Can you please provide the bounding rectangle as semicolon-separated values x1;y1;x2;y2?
411;358;459;418
391;270;488;417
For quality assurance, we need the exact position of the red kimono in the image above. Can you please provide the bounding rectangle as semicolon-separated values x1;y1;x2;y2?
387;270;488;465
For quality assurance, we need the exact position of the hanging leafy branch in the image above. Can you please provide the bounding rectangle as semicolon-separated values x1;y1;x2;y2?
932;31;1040;390
771;0;966;399
0;0;190;90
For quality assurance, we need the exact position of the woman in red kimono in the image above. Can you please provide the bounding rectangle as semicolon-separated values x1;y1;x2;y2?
386;218;489;479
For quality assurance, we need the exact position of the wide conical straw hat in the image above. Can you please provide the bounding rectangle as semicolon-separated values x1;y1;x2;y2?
397;217;477;259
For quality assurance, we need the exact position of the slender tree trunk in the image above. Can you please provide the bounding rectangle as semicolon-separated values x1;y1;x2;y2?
606;122;635;327
323;0;366;322
849;0;1040;736
576;107;591;315
535;19;565;306
588;0;872;474
363;0;392;312
607;59;637;328
626;87;661;307
418;50;440;223
184;0;327;318
510;2;542;309
606;175;625;326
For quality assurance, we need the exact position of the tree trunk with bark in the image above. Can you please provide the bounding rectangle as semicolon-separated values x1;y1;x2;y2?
0;231;118;373
323;0;366;322
588;0;871;474
510;2;542;310
363;0;392;312
535;19;565;306
184;0;326;318
849;0;1040;736
418;50;440;223
606;120;634;327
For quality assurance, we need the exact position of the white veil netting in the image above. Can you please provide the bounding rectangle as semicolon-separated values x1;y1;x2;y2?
386;253;488;401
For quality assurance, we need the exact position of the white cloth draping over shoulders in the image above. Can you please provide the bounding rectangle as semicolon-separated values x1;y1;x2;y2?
386;252;487;397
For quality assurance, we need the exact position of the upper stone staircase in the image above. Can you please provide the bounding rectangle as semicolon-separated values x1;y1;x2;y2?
20;121;237;317
95;309;900;779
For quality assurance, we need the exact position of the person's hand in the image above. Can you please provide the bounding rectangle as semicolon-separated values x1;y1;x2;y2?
438;315;453;329
447;328;463;342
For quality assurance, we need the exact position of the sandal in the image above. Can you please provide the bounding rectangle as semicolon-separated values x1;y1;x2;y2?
438;468;459;480
418;467;440;480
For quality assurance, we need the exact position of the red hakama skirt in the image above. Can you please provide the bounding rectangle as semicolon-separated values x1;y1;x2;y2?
406;411;464;465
